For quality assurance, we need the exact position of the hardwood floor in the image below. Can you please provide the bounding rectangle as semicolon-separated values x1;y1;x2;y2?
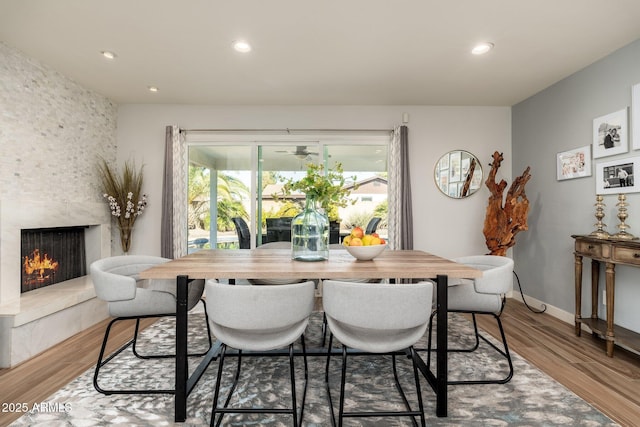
476;300;640;427
0;300;639;426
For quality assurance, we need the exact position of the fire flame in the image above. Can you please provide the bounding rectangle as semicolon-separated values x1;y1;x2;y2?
23;249;59;279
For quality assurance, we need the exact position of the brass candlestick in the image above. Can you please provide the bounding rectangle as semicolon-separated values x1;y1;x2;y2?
611;193;637;240
589;195;610;239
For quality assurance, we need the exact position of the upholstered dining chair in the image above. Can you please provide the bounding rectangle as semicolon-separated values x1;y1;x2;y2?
90;255;211;395
248;241;307;285
322;280;433;427
425;254;515;385
318;244;383;346
205;280;316;427
232;217;251;249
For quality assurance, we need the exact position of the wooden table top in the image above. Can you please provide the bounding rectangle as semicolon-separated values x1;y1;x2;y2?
139;249;483;281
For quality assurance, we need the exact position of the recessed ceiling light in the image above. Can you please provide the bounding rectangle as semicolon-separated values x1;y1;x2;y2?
471;42;494;55
232;40;252;53
148;86;159;93
101;50;117;60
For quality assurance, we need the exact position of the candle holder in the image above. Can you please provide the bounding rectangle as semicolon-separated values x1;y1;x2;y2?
589;195;610;239
611;194;637;240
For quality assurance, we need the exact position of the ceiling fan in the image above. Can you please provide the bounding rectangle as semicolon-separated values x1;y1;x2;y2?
276;145;320;159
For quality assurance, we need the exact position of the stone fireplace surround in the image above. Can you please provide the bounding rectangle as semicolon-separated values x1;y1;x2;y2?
0;199;111;368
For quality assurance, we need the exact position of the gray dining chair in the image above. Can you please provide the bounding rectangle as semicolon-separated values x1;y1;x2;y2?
90;255;211;395
318;244;383;346
248;241;307;285
205;279;316;427
425;254;515;385
322;280;433;427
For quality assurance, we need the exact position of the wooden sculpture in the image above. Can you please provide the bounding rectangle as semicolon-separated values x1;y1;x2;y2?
483;151;531;256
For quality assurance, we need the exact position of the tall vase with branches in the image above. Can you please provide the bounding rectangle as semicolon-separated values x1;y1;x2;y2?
97;158;147;253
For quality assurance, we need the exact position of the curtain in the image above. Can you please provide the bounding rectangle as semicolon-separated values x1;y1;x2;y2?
388;125;413;250
161;125;187;258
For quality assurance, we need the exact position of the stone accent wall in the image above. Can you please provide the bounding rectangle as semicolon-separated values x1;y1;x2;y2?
0;42;118;367
0;41;118;202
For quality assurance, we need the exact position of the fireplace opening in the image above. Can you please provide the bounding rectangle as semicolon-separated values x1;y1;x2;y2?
21;226;87;293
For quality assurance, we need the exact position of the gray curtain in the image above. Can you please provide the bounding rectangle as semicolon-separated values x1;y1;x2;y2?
161;126;174;258
388;125;413;250
399;125;413;249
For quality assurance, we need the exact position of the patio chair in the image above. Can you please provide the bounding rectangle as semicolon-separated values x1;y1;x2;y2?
232;217;251;249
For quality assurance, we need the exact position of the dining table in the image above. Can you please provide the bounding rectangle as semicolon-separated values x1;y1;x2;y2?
139;248;483;422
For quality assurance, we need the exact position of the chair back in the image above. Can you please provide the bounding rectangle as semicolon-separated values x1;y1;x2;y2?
453;255;514;295
205;280;315;351
250;242;302;284
365;217;382;235
232;217;251;249
90;255;170;302
323;280;433;352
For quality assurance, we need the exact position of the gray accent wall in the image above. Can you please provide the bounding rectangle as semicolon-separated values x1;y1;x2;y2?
513;39;640;333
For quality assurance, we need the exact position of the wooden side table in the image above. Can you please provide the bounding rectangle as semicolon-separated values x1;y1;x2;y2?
572;234;640;357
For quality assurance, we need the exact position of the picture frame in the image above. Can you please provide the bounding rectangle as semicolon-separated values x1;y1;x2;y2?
593;108;628;158
633;83;640;150
556;145;592;180
595;155;640;195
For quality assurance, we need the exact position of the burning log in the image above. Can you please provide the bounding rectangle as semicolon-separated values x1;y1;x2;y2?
483;151;531;256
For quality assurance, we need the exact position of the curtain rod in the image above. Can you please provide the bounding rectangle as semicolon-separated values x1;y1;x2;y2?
180;128;394;133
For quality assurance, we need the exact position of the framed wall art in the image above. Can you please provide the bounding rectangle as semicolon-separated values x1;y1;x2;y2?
557;145;592;180
633;83;640;150
595;155;640;195
593;108;628;158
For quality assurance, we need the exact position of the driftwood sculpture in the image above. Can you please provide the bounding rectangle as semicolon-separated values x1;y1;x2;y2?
483;151;531;256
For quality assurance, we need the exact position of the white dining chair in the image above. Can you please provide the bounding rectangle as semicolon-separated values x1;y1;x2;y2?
322;280;433;427
425;254;515;385
248;241;308;285
205;279;316;427
90;255;211;395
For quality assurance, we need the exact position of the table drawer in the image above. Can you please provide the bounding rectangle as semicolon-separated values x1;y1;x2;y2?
575;240;604;258
612;246;640;265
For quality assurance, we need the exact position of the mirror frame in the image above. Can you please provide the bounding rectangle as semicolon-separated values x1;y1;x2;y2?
434;150;483;198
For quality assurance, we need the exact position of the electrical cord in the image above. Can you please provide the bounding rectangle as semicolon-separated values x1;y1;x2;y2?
514;270;546;313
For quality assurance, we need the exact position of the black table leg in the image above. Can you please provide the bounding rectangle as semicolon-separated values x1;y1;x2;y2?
175;275;189;422
436;274;448;417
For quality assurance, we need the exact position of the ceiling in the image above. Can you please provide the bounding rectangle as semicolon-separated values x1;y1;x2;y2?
2;0;640;106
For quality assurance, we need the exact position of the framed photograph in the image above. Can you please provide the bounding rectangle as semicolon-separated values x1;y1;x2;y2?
593;108;628;158
557;145;592;180
633;83;640;150
595;156;640;195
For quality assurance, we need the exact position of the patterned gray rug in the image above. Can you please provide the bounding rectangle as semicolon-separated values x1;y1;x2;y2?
11;311;617;426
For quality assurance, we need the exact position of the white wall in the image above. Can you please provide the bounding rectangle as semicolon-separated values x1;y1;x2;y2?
513;38;640;332
116;105;511;259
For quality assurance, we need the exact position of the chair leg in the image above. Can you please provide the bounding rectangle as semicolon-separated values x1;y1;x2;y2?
93;317;174;395
324;334;337;427
327;345;425;426
211;340;307;427
425;311;514;385
133;301;213;359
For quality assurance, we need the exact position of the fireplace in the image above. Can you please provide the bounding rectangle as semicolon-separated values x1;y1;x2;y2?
21;226;87;293
0;199;112;367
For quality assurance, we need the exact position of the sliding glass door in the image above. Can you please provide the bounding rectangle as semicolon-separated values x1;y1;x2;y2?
186;133;389;251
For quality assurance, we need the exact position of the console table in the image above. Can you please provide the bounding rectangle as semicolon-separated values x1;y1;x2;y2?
572;234;640;357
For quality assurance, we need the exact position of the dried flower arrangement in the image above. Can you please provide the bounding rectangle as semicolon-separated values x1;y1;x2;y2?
97;158;147;253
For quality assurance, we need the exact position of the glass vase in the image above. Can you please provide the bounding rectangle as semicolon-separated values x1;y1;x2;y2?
291;197;329;261
119;224;133;253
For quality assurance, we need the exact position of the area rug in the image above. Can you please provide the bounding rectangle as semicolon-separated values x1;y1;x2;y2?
10;312;617;426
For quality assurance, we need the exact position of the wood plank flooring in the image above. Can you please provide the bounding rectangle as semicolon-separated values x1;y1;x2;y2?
0;300;639;426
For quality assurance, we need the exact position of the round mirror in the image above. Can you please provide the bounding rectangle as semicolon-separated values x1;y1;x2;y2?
434;150;483;198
